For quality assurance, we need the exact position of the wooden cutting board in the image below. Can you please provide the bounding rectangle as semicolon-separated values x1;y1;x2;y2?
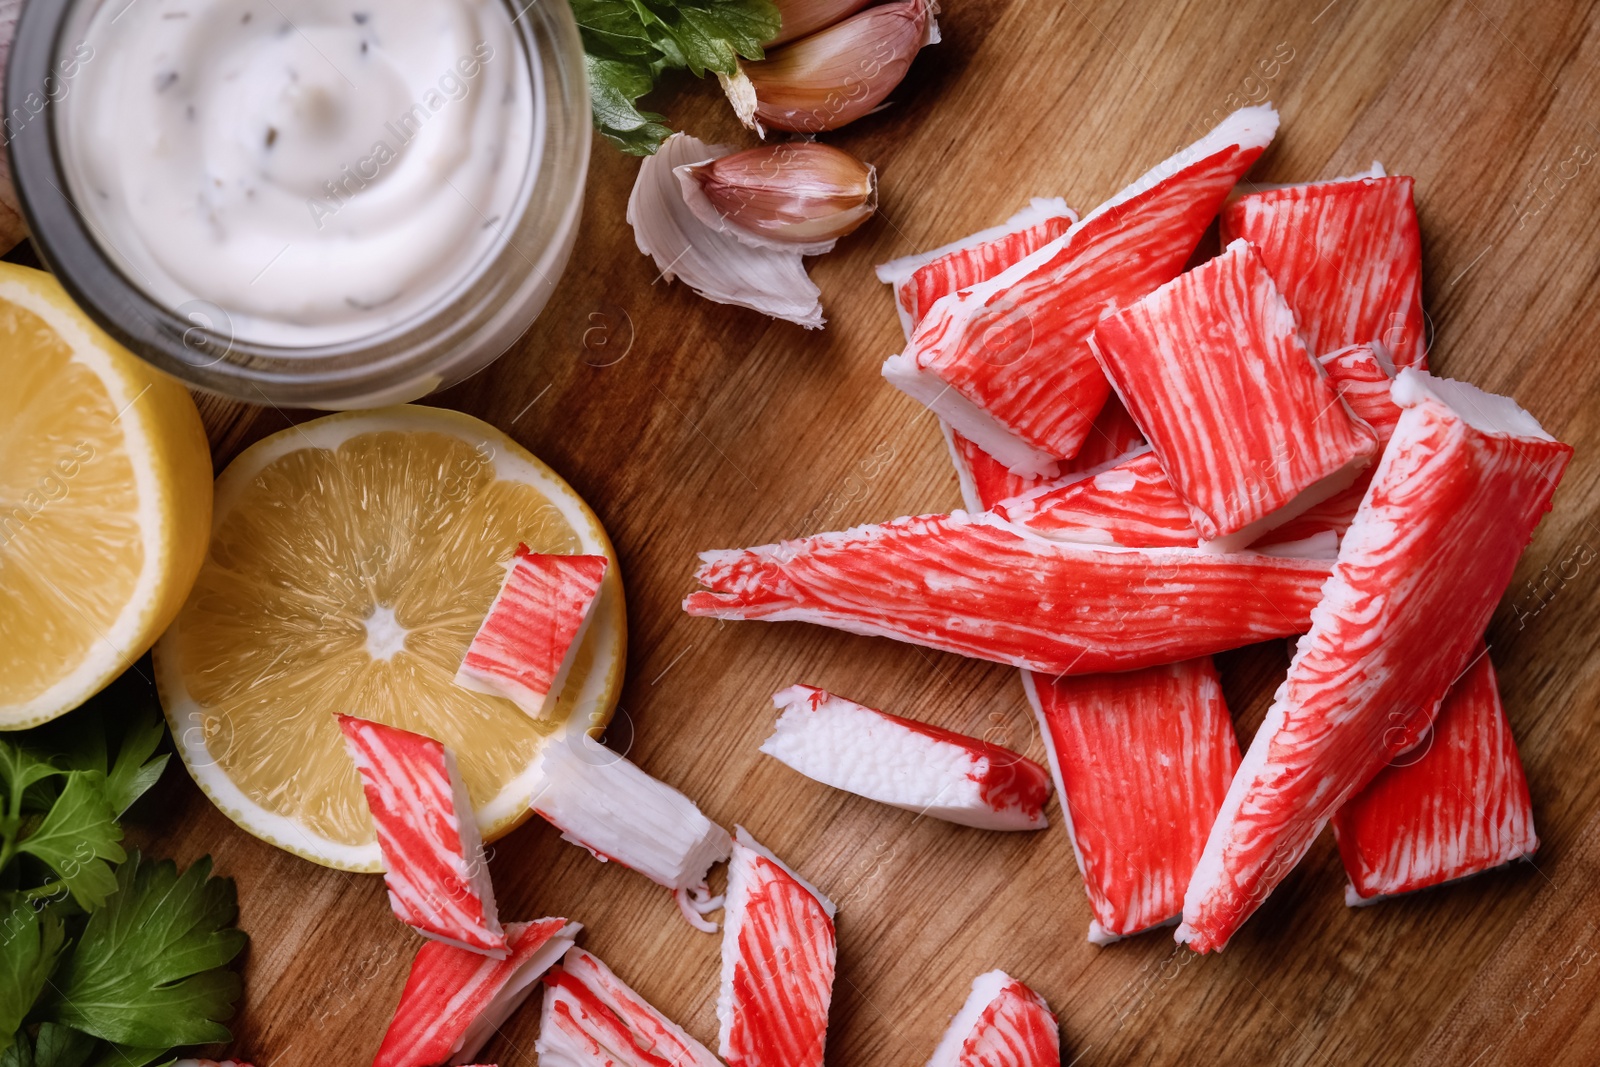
136;0;1600;1062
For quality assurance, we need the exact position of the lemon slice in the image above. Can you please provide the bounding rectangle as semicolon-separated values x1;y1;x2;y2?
0;263;211;729
154;406;626;870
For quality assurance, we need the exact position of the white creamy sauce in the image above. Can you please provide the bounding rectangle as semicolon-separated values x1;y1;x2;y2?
60;0;536;347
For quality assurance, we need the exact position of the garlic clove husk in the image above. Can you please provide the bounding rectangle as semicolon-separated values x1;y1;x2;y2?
723;0;941;136
768;0;877;46
628;133;825;328
675;142;878;255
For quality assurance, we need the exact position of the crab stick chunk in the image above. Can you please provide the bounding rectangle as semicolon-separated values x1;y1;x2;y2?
454;546;608;719
1221;174;1426;369
718;828;838;1067
532;733;732;931
945;398;1146;514
926;970;1061;1067
684;511;1332;675
1090;238;1380;549
1179;372;1571;953
1333;647;1538;904
883;106;1278;476
337;716;505;956
1026;660;1240;943
537;947;721;1066
374;918;580;1067
993;449;1198;548
763;684;1052;831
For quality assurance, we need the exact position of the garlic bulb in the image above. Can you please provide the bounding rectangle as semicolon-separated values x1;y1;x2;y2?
722;0;941;136
676;142;877;255
768;0;876;46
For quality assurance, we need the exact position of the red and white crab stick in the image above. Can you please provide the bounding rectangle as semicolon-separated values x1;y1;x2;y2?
883;105;1278;476
374;918;580;1067
718;828;838;1067
454;546;608;719
1179;372;1571;953
537;946;721;1066
1089;238;1380;551
764;684;1052;831
338;716;505;956
925;970;1061;1067
684;511;1332;675
1333;646;1539;904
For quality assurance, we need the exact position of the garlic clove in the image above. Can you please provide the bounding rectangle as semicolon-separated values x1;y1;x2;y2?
768;0;877;46
675;142;878;255
628;133;825;328
723;0;941;136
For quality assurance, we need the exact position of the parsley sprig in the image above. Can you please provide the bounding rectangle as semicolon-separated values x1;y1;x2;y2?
571;0;782;154
0;673;247;1067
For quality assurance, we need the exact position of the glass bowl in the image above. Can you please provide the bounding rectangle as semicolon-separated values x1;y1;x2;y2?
6;0;590;409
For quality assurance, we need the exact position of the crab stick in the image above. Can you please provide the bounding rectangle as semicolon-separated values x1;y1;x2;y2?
374;917;579;1067
1333;647;1538;904
337;716;505;956
454;546;608;719
718;828;837;1067
537;947;721;1066
533;733;732;931
1090;238;1380;548
926;970;1060;1067
883;106;1278;476
764;684;1052;831
1179;372;1571;953
684;511;1332;675
993;449;1197;548
1221;174;1426;369
1027;660;1240;943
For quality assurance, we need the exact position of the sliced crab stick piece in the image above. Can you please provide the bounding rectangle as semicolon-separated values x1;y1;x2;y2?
533;732;732;931
884;105;1278;475
537;947;721;1067
763;684;1052;831
1026;659;1239;943
454;546;609;719
337;716;505;956
1179;372;1572;953
374;917;580;1067
684;511;1332;675
926;970;1061;1067
1333;647;1538;904
1090;238;1379;548
945;398;1146;513
993;449;1197;548
718;828;838;1067
877;198;1077;340
1221;174;1426;369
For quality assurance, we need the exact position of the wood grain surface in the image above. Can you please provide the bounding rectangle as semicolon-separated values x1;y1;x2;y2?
120;0;1600;1062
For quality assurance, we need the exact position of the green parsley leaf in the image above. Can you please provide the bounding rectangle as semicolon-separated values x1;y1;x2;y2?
0;1034;31;1067
25;675;169;818
42;852;246;1049
85;1044;172;1067
17;773;124;911
30;1025;96;1067
0;900;65;1055
585;54;677;155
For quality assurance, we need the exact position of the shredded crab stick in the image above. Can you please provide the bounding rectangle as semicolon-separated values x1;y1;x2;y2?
1090;238;1380;550
763;684;1052;831
374;918;580;1067
337;716;505;956
532;733;732;932
883;105;1279;476
454;546;609;719
1179;372;1572;953
926;970;1061;1067
683;511;1332;675
1332;647;1538;905
718;827;838;1067
877;199;1077;340
1221;174;1426;369
993;449;1197;548
537;948;721;1067
1026;660;1240;943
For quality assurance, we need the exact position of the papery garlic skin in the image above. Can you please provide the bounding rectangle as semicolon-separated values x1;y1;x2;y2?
723;0;940;135
768;0;876;46
676;143;877;255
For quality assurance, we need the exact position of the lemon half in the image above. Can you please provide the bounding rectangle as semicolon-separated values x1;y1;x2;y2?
0;263;211;728
154;406;625;870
